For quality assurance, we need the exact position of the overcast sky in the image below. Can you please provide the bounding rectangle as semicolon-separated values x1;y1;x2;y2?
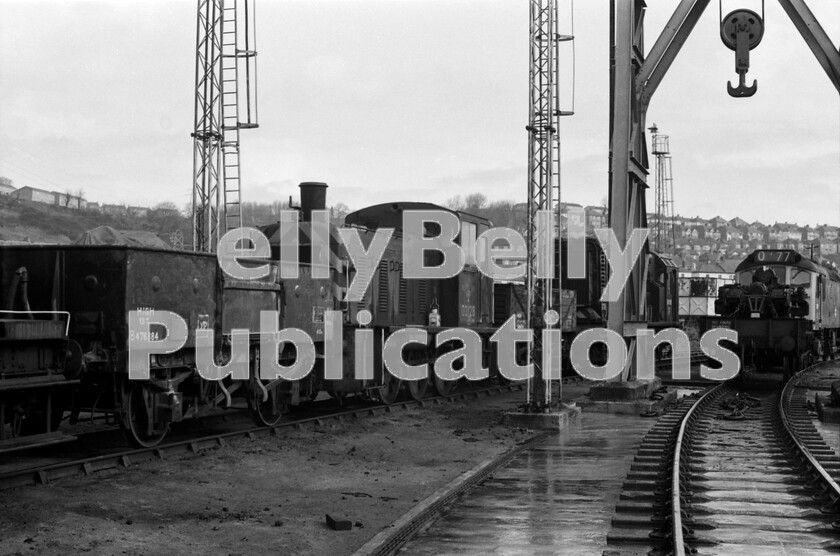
1;1;838;227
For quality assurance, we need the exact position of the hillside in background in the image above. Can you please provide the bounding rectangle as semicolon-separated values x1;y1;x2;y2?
0;196;189;245
0;197;331;247
3;192;839;272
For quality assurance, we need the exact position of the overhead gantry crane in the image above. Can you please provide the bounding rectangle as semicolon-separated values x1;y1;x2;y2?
524;0;839;411
607;0;839;386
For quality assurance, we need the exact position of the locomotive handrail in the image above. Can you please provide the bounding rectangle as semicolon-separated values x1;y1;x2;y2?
0;310;71;335
779;364;840;501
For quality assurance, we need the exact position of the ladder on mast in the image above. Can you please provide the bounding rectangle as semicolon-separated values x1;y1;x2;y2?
192;0;258;253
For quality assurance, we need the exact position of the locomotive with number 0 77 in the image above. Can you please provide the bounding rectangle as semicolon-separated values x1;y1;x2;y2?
712;249;840;378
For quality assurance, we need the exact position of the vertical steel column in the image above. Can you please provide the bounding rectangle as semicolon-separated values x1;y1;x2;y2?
526;0;560;409
192;0;223;253
608;0;650;359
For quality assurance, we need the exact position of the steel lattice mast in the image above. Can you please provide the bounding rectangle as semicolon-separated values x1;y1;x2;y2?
192;0;223;253
525;0;566;410
192;0;258;253
649;124;675;254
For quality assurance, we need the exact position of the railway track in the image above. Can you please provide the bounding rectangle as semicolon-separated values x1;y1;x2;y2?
609;364;840;554
0;381;531;492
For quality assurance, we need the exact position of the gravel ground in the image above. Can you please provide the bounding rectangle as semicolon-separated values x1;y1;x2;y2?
0;386;589;556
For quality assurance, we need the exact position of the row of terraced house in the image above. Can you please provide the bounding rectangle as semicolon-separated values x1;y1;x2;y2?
552;206;840;260
653;215;840;259
0;184;149;217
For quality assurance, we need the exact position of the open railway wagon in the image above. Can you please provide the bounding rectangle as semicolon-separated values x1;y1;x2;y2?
708;249;840;378
0;243;307;449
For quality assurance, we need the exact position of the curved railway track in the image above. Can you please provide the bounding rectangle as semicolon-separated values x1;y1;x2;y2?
0;380;532;492
661;365;840;554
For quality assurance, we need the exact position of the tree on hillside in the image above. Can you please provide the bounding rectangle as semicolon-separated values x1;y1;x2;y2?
241;200;290;227
331;202;350;226
463;193;487;213
153;201;182;216
149;201;189;233
444;195;462;210
445;193;487;213
0;176;13;188
482;199;516;228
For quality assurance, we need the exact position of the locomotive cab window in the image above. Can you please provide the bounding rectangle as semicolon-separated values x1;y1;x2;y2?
743;265;786;286
789;269;812;290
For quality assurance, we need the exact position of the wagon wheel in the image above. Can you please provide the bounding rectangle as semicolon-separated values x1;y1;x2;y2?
248;379;285;427
407;365;429;401
433;375;457;397
407;379;428;401
303;375;320;403
378;369;402;405
121;383;167;448
494;372;512;386
404;353;429;401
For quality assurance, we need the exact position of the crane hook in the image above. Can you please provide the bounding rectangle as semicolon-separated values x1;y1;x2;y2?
728;71;757;98
720;9;764;98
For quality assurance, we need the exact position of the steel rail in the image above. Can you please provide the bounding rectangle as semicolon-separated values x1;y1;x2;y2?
671;362;838;554
0;382;525;491
670;380;729;556
779;364;840;502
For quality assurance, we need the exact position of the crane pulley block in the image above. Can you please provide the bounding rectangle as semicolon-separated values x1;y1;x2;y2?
720;9;764;98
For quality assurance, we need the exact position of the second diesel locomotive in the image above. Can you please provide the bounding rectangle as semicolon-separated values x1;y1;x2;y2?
712;249;840;377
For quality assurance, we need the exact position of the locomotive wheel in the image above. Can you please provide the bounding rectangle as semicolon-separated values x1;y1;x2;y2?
248;381;285;427
407;375;429;401
494;370;512;386
122;384;167;448
304;375;320;403
433;375;457;397
378;370;402;405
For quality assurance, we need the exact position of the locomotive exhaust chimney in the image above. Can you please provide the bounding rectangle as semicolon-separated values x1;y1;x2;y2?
299;182;328;223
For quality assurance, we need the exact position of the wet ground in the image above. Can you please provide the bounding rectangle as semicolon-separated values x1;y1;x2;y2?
398;410;661;555
0;385;593;556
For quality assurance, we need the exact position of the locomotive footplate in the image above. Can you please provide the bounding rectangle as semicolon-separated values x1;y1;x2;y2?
731;317;811;352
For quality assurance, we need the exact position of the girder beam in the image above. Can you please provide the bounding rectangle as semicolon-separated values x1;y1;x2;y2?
638;0;711;107
777;0;840;92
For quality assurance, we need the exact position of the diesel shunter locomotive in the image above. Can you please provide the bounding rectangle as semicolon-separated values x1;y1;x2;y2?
713;249;840;377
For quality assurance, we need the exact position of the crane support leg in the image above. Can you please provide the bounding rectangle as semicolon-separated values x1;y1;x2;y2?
608;0;649;343
639;0;711;107
777;0;840;92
